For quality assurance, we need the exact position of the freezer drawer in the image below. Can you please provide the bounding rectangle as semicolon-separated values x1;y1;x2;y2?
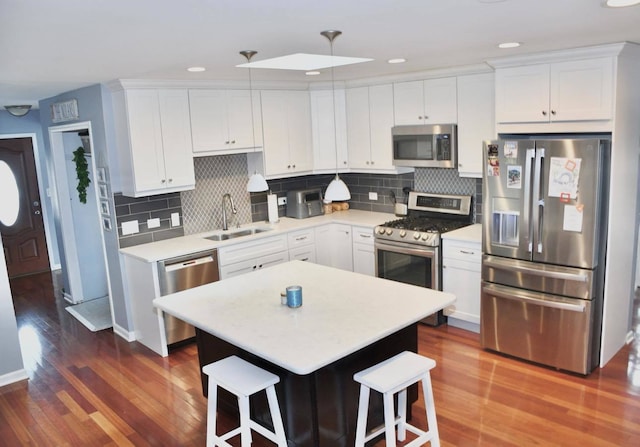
480;281;600;374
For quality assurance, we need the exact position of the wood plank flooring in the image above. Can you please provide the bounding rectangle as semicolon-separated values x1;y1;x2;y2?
2;270;639;446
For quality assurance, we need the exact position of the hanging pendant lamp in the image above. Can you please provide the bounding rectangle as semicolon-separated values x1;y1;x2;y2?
240;50;269;193
321;30;351;202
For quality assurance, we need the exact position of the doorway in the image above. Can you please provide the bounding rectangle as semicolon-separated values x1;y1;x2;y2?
49;122;110;306
0;137;50;278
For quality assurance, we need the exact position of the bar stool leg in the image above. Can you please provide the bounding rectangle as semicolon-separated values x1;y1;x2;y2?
207;378;218;447
422;373;440;447
383;391;397;447
354;384;370;447
265;386;287;447
397;388;407;442
238;394;252;446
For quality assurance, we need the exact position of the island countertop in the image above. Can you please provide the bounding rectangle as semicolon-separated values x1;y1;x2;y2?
153;260;455;375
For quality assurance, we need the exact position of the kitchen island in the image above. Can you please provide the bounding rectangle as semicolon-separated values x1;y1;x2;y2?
154;260;455;446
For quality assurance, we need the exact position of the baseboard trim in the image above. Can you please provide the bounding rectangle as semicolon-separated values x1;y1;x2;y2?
0;369;29;387
113;323;135;342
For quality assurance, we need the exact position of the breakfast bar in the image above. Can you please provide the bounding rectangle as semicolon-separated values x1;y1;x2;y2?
153;260;455;446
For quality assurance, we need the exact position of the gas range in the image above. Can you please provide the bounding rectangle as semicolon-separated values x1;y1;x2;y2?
374;192;473;247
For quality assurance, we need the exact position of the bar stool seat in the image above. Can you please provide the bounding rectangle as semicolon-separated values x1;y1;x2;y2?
353;351;440;447
202;356;287;447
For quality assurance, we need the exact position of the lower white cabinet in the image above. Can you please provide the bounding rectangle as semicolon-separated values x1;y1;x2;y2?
288;228;316;263
218;234;289;279
315;224;353;271
442;238;481;329
352;226;375;276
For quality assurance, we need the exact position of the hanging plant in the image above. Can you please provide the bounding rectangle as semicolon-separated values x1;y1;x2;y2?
72;146;91;204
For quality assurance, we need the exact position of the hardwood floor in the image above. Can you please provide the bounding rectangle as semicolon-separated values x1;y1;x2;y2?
2;270;639;446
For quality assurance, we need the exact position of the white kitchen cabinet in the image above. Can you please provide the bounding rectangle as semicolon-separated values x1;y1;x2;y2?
310;89;348;173
288;228;316;263
112;88;195;197
393;77;457;125
315;224;353;271
346;84;409;173
261;90;313;177
189;89;262;155
218;234;289;279
495;57;614;124
352;226;375;276
456;72;495;178
442;238;481;330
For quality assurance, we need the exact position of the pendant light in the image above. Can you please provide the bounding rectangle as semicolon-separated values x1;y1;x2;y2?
321;30;351;202
240;50;269;193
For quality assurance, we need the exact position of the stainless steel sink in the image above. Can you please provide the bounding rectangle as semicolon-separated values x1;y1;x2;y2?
203;227;272;241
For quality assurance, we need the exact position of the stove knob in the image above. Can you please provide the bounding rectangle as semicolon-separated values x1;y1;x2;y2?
413;232;421;240
421;233;429;241
385;228;393;236
399;230;406;238
376;226;385;235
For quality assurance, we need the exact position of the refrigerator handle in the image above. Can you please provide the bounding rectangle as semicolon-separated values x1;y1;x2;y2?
482;283;587;312
533;148;545;254
524;148;536;253
483;256;589;282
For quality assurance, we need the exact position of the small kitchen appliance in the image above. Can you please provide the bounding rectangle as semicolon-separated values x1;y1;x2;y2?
285;188;324;219
375;191;473;326
392;124;457;169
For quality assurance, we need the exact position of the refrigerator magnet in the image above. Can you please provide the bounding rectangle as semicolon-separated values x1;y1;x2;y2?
504;141;518;158
487;144;500;176
507;165;522;189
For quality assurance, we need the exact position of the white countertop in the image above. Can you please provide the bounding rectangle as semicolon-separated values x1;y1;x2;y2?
441;223;482;243
153;260;455;375
120;209;395;263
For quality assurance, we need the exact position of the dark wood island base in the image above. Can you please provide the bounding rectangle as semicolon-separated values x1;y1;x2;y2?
196;324;419;447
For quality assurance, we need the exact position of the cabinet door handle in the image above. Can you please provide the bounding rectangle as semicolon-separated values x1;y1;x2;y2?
292;164;296;169
551;110;556;116
231;140;236;144
168;178;173;183
301;257;309;262
359;234;372;239
542;110;547;116
161;179;166;183
295;236;307;241
225;140;230;144
460;250;475;255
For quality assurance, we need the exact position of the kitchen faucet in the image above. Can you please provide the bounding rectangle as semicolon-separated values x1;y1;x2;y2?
221;193;237;231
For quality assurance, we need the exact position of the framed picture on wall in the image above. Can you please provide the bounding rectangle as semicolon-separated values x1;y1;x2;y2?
96;167;107;183
100;199;110;217
98;183;109;200
102;217;112;232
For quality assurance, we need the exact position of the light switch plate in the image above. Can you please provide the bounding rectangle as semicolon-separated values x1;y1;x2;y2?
121;220;139;235
369;192;378;201
171;212;180;227
147;218;160;229
277;197;287;206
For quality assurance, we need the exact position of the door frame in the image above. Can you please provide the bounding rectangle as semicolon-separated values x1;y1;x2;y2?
0;133;58;270
48;122;113;311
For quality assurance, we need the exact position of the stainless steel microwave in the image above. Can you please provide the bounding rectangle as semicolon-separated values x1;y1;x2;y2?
392;124;457;168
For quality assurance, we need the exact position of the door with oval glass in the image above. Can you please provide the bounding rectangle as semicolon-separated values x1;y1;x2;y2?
0;137;50;277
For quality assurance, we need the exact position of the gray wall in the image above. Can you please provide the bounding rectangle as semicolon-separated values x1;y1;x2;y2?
0;237;25;381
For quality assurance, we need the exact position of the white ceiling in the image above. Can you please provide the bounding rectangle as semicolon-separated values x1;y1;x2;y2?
2;0;640;109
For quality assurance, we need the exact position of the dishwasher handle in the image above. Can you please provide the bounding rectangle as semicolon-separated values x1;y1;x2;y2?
164;254;216;273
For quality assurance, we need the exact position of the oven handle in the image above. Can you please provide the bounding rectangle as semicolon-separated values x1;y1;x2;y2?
482;283;586;312
374;241;437;258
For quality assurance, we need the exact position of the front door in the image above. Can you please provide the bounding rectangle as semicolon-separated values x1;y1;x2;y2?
0;138;50;277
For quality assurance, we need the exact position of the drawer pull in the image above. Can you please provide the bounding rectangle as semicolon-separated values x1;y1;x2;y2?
460;250;475;255
295;236;308;241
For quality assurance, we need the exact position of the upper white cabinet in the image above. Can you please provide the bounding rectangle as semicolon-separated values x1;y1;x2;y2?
393;77;458;125
495;58;614;124
456;72;495;178
347;84;408;172
112;88;195;197
310;89;349;173
189;89;262;155
261;90;313;178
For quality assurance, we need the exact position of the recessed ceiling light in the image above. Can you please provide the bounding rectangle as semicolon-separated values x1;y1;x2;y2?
604;0;640;7
388;58;406;64
498;42;521;49
305;71;321;76
187;66;206;72
237;53;372;71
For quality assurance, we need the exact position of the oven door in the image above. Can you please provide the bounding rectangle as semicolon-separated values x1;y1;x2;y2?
375;240;445;326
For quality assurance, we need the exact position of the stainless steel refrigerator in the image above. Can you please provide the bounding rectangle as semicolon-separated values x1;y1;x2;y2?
481;138;610;375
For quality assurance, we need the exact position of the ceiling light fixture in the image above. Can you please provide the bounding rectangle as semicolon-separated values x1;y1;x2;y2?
388;58;406;64
498;42;521;49
187;66;206;72
4;105;32;117
605;0;640;7
240;50;269;193
321;30;351;203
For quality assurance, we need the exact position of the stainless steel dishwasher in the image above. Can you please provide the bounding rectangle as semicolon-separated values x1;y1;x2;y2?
157;249;219;345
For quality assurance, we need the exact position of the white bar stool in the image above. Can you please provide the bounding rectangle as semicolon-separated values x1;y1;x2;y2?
353;351;440;447
202;355;287;447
